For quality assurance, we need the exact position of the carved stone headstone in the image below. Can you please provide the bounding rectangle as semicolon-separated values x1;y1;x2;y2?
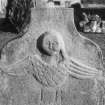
0;6;105;105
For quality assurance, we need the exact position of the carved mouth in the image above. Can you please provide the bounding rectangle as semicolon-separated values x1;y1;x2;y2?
64;57;101;79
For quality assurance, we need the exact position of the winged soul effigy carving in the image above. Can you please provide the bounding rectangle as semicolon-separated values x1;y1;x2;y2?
0;0;105;105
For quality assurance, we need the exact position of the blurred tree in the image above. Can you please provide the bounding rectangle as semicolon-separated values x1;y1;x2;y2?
6;0;33;34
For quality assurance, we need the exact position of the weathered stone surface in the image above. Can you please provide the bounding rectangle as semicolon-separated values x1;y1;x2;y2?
0;38;29;66
0;8;105;105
